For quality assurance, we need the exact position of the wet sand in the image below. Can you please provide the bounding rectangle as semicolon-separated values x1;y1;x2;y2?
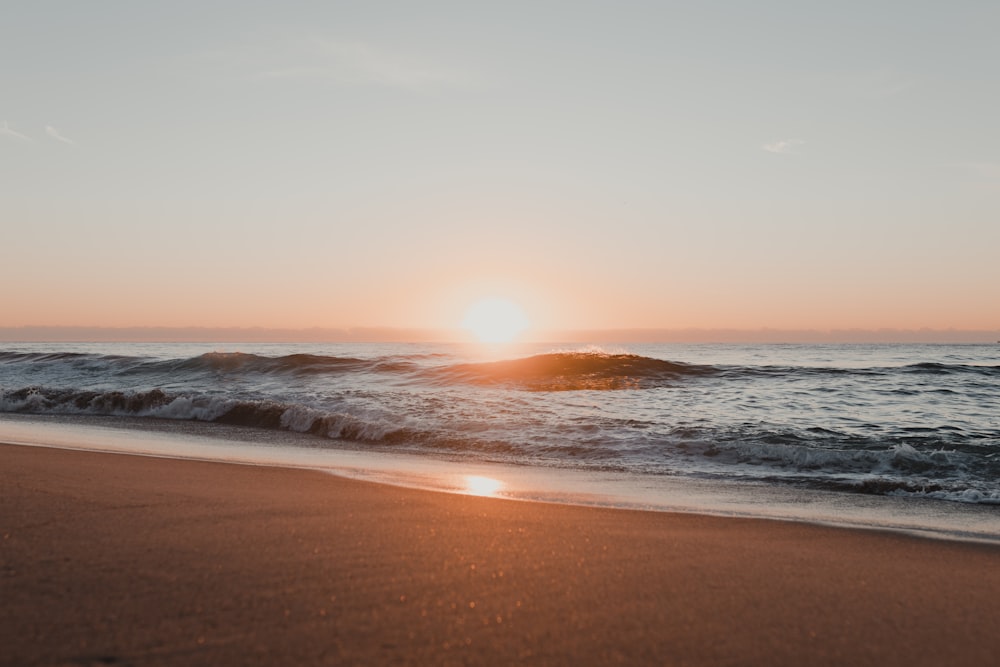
3;443;999;666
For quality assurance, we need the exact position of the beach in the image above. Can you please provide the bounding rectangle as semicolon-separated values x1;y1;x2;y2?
3;443;999;666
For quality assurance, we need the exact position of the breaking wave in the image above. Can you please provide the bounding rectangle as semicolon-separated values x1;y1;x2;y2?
435;352;716;391
4;348;995;391
3;343;1000;504
0;385;405;443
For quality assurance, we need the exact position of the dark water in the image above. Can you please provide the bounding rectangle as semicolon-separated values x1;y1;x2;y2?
1;342;998;504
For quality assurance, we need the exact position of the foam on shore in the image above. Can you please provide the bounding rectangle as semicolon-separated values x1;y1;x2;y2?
2;413;998;544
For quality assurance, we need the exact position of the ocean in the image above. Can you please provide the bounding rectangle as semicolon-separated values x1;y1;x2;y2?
2;342;998;539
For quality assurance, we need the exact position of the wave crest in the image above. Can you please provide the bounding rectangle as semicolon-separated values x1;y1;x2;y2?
0;385;405;444
438;352;715;391
178;352;378;375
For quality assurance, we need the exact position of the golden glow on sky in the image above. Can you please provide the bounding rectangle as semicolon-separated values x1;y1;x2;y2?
1;4;998;341
460;298;530;343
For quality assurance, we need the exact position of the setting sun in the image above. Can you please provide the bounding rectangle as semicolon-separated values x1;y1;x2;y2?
460;298;530;343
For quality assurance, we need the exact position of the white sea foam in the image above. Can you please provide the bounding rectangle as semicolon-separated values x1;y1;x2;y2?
151;395;234;422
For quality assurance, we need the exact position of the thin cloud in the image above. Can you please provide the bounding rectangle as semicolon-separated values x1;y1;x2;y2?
45;125;76;144
204;34;472;91
1;120;32;142
762;139;804;155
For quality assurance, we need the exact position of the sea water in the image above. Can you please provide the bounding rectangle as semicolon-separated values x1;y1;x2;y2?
2;342;998;538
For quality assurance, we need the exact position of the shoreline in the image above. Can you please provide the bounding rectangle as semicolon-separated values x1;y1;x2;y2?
4;441;1000;665
2;413;999;546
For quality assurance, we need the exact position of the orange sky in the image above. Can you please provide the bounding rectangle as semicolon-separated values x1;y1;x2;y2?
2;2;998;340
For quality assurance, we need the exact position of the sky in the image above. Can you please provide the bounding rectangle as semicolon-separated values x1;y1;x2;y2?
2;1;998;341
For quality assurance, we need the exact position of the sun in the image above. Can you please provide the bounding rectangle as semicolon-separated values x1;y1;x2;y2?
461;298;530;343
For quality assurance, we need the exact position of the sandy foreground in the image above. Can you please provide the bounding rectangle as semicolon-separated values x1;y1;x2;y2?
2;443;999;666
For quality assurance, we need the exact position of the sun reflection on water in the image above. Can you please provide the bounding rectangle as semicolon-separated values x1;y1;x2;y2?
464;475;504;497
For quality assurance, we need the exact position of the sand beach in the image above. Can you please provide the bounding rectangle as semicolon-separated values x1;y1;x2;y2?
3;442;1000;666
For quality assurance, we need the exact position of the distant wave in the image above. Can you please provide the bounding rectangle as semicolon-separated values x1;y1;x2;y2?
0;350;422;379
901;362;1000;377
716;362;1000;380
436;352;717;391
4;349;995;391
174;352;379;374
0;351;93;362
10;349;719;390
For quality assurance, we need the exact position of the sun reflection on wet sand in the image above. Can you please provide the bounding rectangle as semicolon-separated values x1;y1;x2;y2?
464;475;504;497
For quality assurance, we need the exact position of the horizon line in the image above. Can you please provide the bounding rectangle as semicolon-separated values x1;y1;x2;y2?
1;325;998;344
